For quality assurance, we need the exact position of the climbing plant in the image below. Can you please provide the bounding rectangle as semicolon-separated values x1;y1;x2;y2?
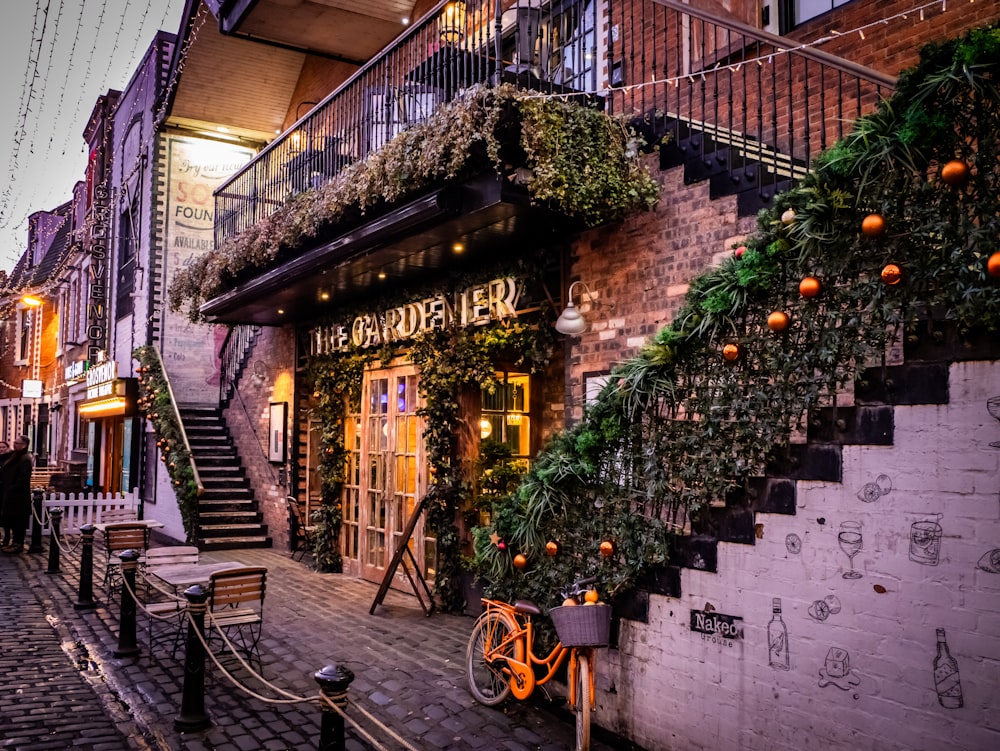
472;24;1000;609
133;345;199;541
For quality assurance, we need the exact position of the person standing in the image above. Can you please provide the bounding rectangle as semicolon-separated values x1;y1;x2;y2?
0;440;10;547
1;436;34;554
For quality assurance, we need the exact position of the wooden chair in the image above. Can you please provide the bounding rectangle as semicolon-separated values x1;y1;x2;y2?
103;523;151;594
208;566;267;670
142;546;199;657
286;497;316;562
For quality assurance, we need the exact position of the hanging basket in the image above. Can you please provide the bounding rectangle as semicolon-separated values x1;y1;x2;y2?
550;604;612;647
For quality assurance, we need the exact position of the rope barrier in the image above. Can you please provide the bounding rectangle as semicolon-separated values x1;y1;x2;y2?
31;503;83;555
57;546;418;750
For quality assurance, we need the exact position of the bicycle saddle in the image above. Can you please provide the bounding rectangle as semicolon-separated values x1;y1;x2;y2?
513;599;542;615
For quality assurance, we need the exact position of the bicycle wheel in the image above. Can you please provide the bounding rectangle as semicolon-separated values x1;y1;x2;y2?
574;651;591;751
466;610;519;706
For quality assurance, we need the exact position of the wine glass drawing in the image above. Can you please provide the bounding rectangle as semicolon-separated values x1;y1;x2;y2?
987;396;1000;448
839;521;863;579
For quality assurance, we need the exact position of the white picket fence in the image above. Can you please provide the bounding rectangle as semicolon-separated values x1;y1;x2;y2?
35;490;141;534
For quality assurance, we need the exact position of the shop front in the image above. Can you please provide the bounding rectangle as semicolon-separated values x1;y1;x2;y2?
78;358;140;493
301;273;554;589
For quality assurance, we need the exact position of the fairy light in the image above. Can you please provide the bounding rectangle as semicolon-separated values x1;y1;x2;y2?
520;0;963;103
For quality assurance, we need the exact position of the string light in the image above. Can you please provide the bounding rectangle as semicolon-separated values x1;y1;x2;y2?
520;0;964;103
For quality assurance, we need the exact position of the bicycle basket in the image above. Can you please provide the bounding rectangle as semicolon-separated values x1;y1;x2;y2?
550;604;612;647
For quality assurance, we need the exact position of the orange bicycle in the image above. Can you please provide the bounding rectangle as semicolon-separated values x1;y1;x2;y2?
466;576;610;751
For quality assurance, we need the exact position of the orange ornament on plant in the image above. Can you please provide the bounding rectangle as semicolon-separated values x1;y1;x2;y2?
545;540;560;556
767;311;789;332
940;159;970;186
881;264;902;285
861;213;886;237
599;540;615;558
988;252;1000;278
513;553;527;569
799;276;821;298
722;343;740;361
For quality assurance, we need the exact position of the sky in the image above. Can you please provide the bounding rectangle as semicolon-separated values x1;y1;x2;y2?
0;0;188;273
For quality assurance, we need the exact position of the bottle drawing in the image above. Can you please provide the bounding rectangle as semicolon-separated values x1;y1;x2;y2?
768;597;789;670
933;628;963;708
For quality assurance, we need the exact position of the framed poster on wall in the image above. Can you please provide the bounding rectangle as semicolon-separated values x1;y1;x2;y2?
269;402;287;463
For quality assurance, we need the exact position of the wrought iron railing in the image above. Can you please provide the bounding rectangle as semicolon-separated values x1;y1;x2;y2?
214;0;894;246
611;0;896;197
219;324;262;405
214;0;601;246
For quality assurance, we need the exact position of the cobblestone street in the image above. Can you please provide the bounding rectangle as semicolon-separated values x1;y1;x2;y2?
0;544;623;751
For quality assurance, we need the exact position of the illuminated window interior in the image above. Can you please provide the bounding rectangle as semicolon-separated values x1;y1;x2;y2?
480;372;531;458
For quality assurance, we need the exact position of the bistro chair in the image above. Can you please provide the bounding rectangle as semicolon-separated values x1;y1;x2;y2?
207;566;267;671
102;522;151;595
143;545;202;656
286;496;317;562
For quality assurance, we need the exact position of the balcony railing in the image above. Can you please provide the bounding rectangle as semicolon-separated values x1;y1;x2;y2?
215;0;894;247
611;0;896;198
214;0;601;246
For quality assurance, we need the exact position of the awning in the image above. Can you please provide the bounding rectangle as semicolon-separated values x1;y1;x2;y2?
200;173;580;325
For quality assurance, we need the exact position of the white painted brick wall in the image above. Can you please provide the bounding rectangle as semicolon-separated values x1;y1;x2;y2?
598;360;1000;750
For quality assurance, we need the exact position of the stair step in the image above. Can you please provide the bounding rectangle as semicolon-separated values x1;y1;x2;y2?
199;511;263;522
199;522;270;533
199;536;273;551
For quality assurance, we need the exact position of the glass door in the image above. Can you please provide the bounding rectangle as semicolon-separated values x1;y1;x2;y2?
353;365;429;585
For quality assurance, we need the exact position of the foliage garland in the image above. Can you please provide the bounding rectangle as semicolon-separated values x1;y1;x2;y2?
133;345;199;541
168;84;659;322
472;25;1000;609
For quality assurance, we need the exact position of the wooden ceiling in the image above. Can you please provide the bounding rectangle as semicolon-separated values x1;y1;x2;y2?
218;0;418;64
167;1;423;144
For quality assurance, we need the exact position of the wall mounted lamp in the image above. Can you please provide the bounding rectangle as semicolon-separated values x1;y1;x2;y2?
21;295;43;307
554;280;592;336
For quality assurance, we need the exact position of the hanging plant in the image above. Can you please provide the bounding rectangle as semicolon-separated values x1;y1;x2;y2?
168;84;660;322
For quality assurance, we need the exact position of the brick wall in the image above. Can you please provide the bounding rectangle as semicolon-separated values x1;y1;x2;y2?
223;325;297;553
564;155;756;423
594;358;1000;750
791;0;999;77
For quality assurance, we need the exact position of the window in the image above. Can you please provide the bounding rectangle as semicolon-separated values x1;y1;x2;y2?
499;0;598;91
480;372;531;460
780;0;854;32
15;307;31;364
117;191;138;317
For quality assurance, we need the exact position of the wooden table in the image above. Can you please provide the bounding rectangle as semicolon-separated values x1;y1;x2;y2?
148;561;246;589
93;519;165;533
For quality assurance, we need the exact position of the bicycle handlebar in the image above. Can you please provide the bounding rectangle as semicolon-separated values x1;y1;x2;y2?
560;576;598;600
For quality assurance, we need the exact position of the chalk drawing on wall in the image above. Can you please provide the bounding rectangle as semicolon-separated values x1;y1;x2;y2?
808;595;842;622
785;533;802;554
909;514;943;566
838;521;863;579
818;647;861;693
976;548;1000;573
857;473;892;503
933;628;963;709
767;597;790;670
987;396;1000;448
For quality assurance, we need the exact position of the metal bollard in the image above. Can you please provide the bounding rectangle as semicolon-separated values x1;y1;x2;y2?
28;488;44;553
46;507;63;574
74;524;97;610
175;585;212;732
113;549;141;658
315;663;355;751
